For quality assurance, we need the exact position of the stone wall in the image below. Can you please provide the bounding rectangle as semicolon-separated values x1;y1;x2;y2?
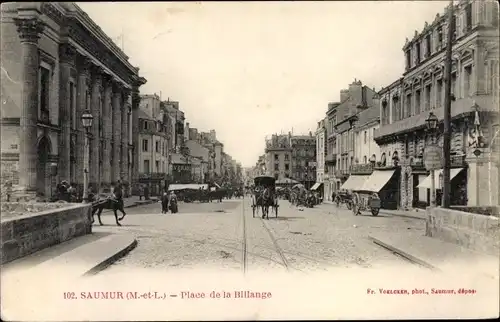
1;203;92;264
426;207;500;256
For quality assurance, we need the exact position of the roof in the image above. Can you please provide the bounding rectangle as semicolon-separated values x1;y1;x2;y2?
138;109;153;120
171;153;188;164
356;106;380;128
185;140;209;159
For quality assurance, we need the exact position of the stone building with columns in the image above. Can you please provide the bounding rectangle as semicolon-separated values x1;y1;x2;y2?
0;3;146;199
374;0;499;209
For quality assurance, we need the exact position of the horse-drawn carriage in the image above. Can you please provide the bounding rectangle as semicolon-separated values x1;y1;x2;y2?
251;175;279;219
334;190;353;210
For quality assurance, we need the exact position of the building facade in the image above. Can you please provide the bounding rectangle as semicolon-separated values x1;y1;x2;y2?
264;134;292;180
324;102;340;201
1;2;146;200
374;0;499;209
353;97;381;166
315;117;327;197
290;133;317;189
136;95;170;195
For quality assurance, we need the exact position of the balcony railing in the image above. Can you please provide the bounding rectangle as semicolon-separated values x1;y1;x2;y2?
139;172;168;180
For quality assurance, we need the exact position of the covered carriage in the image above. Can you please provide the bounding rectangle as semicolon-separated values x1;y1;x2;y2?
251;175;279;219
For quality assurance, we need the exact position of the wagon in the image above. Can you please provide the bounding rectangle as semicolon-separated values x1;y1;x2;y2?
251;175;279;219
351;190;381;216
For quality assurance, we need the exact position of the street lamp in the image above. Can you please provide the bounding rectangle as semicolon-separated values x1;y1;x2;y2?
426;111;439;207
81;109;93;203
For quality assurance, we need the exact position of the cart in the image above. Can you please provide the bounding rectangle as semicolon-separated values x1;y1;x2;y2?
351;191;381;216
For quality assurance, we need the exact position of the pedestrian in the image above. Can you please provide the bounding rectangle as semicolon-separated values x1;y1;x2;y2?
138;184;144;200
161;191;169;214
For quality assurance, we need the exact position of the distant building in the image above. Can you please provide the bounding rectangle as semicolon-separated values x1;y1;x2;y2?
315;117;327;197
264;134;292;180
290;133;317;189
137;94;170;195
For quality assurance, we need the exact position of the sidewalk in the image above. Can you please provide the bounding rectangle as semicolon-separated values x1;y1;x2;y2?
369;231;499;280
322;200;426;220
2;231;137;281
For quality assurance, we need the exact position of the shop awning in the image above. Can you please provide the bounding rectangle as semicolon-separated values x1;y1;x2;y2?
168;184;209;191
417;168;465;189
360;170;396;192
340;175;370;191
310;182;324;191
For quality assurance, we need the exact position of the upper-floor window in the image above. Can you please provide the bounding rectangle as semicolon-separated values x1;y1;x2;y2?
143;121;148;130
405;93;412;118
155;141;160;153
465;3;472;31
143;160;150;173
424;84;431;111
425;34;431;57
405;50;411;69
142;139;149;152
364;131;367;144
274;164;279;171
39;66;51;123
437;26;443;49
451;15;457;41
415;89;421;115
274;154;278;161
436;79;443;107
285;164;289;171
155;161;160;171
464;65;472;97
284;154;289;161
415;42;421;64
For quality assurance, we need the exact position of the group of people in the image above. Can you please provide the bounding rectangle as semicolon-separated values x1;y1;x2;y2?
160;191;178;214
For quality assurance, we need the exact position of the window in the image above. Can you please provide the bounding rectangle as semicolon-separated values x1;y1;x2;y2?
425;84;431;111
142;139;149;152
155;161;160;171
437;26;443;49
465;3;472;31
451;72;457;96
39;66;50;123
285;164;289;171
451;15;457;40
274;154;278;161
415;42;421;64
143;160;150;173
69;81;76;129
405;93;412;118
415;89;421;115
274;164;279;171
363;156;367;164
436;79;443;107
405;50;411;69
426;34;431;57
464;65;472;97
155;141;160;153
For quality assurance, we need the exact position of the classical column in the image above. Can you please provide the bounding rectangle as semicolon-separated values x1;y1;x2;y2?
75;55;92;193
131;88;141;193
101;74;113;190
14;18;45;196
121;90;130;185
90;65;103;190
112;81;122;183
58;43;76;182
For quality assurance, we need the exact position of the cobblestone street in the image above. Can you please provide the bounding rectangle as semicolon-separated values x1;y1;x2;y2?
92;198;426;276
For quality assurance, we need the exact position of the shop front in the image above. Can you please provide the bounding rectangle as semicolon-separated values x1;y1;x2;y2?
138;172;168;197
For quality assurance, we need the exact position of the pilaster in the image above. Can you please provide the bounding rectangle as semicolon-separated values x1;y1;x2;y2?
121;89;131;186
58;43;77;183
14;17;45;196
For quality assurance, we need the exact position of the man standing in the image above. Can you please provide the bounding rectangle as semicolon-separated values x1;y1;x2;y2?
113;181;126;218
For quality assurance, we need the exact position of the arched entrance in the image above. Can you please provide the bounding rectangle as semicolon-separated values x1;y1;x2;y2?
37;136;51;198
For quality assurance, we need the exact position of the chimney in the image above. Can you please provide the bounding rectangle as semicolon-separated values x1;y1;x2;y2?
309;131;312;137
340;89;349;103
348;78;363;108
372;93;381;114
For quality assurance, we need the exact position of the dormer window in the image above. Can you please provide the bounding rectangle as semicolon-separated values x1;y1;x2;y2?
425;34;431;57
437;26;443;49
405;49;411;69
415;41;421;64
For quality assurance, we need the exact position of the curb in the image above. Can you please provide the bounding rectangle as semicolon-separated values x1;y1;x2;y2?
82;237;138;277
368;235;440;272
379;211;426;221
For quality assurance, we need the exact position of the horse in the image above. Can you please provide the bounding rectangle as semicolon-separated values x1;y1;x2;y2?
91;196;126;226
260;187;273;219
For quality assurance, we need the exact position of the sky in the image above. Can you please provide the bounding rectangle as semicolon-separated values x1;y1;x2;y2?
78;1;450;168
